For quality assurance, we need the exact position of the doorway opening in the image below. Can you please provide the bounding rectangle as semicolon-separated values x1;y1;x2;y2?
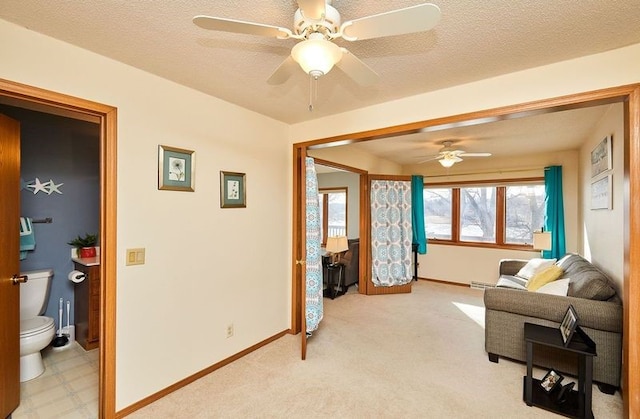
0;78;117;417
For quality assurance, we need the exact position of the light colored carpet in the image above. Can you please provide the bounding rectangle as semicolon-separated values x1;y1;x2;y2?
129;280;622;418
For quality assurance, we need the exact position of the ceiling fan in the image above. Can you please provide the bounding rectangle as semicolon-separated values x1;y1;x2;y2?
419;140;492;167
193;1;441;89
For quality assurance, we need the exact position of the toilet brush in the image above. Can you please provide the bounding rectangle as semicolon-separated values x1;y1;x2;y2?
52;298;69;347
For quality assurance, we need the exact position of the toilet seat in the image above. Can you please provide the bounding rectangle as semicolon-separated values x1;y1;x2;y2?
20;316;55;338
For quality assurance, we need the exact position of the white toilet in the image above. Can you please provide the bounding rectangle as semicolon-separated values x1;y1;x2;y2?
19;269;56;382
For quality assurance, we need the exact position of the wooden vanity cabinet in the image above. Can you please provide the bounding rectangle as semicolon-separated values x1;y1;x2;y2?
73;262;100;350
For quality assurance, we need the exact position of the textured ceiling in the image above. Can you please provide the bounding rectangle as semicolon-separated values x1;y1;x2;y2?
1;0;639;125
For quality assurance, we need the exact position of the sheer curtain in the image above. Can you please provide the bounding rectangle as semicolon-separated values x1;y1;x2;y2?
370;179;413;286
305;157;323;334
543;165;566;259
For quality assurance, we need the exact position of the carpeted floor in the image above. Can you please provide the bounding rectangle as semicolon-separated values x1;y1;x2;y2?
129;280;623;418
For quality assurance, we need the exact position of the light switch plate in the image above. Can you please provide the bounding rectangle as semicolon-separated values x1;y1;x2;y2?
126;248;145;266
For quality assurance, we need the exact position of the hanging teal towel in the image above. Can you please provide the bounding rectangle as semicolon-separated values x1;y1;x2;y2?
19;217;36;260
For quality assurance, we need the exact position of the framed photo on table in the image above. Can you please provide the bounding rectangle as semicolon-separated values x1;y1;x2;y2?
220;171;246;208
559;304;579;347
158;145;195;191
540;369;564;393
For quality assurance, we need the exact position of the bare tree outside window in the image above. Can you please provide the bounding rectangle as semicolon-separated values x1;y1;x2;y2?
424;188;452;239
460;187;496;242
505;185;545;244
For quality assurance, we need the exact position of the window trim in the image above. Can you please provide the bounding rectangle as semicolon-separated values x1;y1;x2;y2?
425;177;544;250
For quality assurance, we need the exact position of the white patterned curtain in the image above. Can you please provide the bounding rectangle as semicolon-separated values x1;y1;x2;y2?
305;157;323;333
371;180;413;287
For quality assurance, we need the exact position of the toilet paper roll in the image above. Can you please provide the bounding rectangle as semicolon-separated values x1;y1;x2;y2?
68;270;86;283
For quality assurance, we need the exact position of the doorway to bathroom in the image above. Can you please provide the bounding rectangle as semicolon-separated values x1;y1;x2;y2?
0;79;117;418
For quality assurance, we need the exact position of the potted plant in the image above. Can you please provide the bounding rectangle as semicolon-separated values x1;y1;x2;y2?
67;233;98;258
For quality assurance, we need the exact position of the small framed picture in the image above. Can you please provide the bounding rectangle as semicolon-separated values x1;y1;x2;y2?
560;304;579;347
591;135;612;178
540;369;564;393
158;145;195;191
220;171;246;208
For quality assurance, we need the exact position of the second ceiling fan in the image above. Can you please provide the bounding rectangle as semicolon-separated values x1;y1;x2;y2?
193;1;441;87
420;140;492;167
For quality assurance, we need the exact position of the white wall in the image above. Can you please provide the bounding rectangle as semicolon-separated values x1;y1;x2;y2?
309;146;402;174
316;171;360;239
580;103;625;296
0;19;290;410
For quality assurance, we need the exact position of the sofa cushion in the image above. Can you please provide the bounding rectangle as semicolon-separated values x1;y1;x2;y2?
536;278;570;295
557;254;617;301
526;265;564;291
515;258;557;280
496;275;527;290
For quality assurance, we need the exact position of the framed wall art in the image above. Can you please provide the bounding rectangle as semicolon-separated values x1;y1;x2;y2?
220;171;246;208
590;135;612;178
590;174;612;210
158;145;195;191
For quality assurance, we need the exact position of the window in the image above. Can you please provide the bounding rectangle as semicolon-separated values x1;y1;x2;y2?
460;186;496;243
424;188;452;240
423;180;544;249
318;188;347;245
505;185;546;245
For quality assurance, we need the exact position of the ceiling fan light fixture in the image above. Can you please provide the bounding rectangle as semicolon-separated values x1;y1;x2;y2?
439;157;456;168
291;34;342;77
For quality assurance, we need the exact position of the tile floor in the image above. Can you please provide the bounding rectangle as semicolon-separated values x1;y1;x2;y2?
12;342;99;419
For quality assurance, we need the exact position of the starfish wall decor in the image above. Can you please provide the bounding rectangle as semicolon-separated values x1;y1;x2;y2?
21;177;64;195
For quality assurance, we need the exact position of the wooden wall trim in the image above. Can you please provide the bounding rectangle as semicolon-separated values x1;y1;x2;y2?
624;86;640;419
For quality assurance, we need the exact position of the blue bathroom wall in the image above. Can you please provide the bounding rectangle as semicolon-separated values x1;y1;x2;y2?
2;106;100;329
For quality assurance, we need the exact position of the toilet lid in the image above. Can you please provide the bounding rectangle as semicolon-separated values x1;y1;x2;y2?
20;316;54;337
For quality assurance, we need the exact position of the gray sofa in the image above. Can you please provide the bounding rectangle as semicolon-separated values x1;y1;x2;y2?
484;253;622;393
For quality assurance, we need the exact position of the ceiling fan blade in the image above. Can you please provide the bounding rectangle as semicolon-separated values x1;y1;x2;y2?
193;15;290;38
297;0;326;21
341;3;441;41
415;155;440;164
335;49;379;86
267;56;298;85
460;152;492;157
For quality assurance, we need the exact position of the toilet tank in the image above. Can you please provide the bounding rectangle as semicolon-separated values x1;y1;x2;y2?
19;269;54;320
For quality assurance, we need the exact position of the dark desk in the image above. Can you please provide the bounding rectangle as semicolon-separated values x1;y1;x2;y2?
524;322;596;419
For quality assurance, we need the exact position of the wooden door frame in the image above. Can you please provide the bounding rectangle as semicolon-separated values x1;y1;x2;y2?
292;84;640;417
0;78;117;418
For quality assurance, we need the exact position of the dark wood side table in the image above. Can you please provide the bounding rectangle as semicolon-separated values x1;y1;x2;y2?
323;263;345;299
523;322;596;419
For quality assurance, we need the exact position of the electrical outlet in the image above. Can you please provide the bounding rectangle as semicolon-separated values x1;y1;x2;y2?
226;323;234;338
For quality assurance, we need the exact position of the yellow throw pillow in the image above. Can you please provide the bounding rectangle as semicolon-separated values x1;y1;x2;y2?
526;265;564;291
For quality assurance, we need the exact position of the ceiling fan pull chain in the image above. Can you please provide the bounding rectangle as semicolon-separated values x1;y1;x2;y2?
308;73;313;111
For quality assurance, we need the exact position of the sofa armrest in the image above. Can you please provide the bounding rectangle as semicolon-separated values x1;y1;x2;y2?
499;259;527;276
484;287;622;333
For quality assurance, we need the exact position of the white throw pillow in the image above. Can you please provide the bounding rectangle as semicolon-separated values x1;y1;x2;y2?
536;278;570;296
516;258;557;280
